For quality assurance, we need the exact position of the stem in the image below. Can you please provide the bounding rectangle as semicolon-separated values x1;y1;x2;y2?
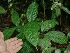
60;11;62;31
53;0;54;3
43;0;46;20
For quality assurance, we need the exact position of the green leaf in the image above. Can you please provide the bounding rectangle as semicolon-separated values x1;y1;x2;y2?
51;2;60;18
55;6;61;17
50;0;53;1
51;10;57;18
3;28;16;40
45;31;68;44
18;41;35;53
16;26;24;32
66;44;70;51
51;2;58;10
8;0;11;3
0;6;6;14
39;39;51;50
39;38;54;53
64;50;70;53
55;49;61;53
51;6;60;18
42;47;55;53
16;33;25;40
61;6;70;14
55;0;59;2
26;2;38;22
11;9;21;26
23;21;40;47
64;44;70;53
41;19;58;32
51;6;61;18
67;32;70;39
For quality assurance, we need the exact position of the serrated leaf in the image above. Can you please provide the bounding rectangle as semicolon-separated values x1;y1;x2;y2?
41;19;58;32
11;9;21;26
26;2;38;22
3;28;16;40
55;49;61;53
61;6;70;14
23;21;40;47
0;6;6;14
45;31;68;44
